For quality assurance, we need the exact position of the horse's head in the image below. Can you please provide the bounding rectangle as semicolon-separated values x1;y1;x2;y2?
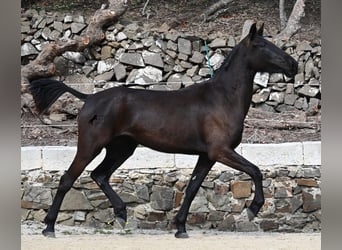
242;23;298;77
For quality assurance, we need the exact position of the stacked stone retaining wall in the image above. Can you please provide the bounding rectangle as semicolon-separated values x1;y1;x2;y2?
21;142;321;233
21;10;321;114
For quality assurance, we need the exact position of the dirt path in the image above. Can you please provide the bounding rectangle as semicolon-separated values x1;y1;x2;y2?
22;232;320;250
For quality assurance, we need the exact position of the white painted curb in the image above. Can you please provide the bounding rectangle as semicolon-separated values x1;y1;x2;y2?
21;142;321;171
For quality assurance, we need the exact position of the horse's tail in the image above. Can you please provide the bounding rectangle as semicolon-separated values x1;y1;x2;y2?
29;79;90;114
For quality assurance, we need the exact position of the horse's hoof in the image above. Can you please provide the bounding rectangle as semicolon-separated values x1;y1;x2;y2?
116;217;127;229
175;231;189;239
247;208;256;221
42;229;56;238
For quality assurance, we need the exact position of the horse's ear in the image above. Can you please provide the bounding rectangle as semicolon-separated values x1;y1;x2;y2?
257;23;264;36
248;23;257;40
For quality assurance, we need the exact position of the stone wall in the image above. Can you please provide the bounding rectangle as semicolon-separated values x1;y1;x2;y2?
21;143;321;233
21;9;321;114
21;166;321;233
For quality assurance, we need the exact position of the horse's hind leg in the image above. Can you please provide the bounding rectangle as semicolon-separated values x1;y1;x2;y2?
174;154;215;238
42;144;102;237
90;137;137;228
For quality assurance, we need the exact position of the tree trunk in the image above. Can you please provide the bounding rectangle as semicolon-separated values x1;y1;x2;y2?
279;0;287;30
276;0;306;40
21;0;129;92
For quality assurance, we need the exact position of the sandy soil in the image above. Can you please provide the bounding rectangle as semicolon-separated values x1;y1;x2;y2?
22;232;321;250
21;222;320;250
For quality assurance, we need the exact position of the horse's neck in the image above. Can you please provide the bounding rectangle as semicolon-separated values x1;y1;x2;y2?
213;54;256;116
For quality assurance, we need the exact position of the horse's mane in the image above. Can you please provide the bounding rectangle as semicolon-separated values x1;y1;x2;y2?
212;42;242;78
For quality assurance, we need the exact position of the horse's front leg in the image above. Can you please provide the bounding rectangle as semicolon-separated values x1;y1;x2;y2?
174;154;215;238
213;148;265;220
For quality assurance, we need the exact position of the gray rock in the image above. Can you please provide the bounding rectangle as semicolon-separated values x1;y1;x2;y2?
189;195;209;213
127;66;163;85
22;185;52;209
302;188;321;212
192;40;202;52
210;53;225;70
142;37;155;47
294;73;305;88
155;39;167;51
308;78;320;87
178;38;192;55
63;51;86;64
254;72;269;87
167;73;183;90
134;204;149;220
74;211;86;222
105;31;116;41
61;188;93;211
49;113;67;122
94;71;115;82
180;61;193;69
308;98;320;111
252;88;271;104
294;97;308;110
41;27;51;40
62;30;72;40
48;30;61;41
71;22;87;34
119;53;145;67
284;94;298;105
64;15;73;23
236;221;259;232
150;186;174;211
97;58;116;74
73;15;85;24
209;38;227;48
135;184;150;201
190;51;205;64
303;168;321;178
173;64;185;73
187;65;199;77
227;35;236;47
53;21;64;32
178;53;188;61
269;73;284;83
167;40;178;51
206;190;230;211
298;85;320;97
116;31;127;41
269;92;285;103
101;46;113;60
113;63;126;81
21;43;39;56
142;51;164;68
304;58;315;80
182;75;194;87
296;40;313;52
199;67;211;77
118;191;139;203
128;42;144;50
165;32;179;42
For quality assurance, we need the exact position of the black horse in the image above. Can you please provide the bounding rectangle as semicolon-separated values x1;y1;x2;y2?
29;23;298;238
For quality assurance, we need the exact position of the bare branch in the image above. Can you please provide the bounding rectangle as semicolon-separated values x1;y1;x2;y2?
204;0;234;22
21;0;129;92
